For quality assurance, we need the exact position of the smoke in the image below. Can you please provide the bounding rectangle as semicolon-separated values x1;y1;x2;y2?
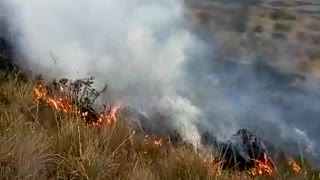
2;0;320;162
2;0;204;146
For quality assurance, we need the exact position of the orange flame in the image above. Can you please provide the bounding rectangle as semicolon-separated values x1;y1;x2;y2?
34;83;304;177
94;103;121;126
248;153;273;176
153;139;163;147
33;84;120;126
287;158;302;173
34;84;73;113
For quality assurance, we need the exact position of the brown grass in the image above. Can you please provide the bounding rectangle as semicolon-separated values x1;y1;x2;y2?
0;74;319;180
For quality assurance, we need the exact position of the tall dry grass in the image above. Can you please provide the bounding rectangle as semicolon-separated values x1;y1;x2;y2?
0;74;319;180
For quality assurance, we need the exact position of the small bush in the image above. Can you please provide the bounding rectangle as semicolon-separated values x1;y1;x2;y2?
273;22;292;32
254;25;264;33
272;32;287;40
296;31;320;44
270;10;297;21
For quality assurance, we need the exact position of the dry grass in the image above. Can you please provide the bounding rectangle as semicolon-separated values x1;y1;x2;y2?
0;74;319;180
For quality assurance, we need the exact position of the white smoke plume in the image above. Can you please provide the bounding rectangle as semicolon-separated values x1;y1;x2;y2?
2;0;203;146
2;0;320;161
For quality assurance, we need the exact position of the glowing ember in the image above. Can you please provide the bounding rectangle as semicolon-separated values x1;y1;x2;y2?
287;158;302;173
153;139;163;147
248;153;273;176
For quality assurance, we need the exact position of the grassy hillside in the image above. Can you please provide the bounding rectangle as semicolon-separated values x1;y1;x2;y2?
0;74;319;180
186;0;320;77
1;1;320;179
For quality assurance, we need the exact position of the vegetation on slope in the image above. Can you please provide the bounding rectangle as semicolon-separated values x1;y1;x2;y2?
0;74;319;180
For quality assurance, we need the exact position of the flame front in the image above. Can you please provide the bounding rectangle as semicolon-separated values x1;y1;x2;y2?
33;84;120;126
248;153;273;176
34;84;73;113
33;83;306;178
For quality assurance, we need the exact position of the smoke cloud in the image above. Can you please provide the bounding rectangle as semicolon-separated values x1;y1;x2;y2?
2;0;320;162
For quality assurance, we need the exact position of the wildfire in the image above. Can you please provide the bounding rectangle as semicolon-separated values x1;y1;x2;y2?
33;83;120;126
34;84;73;113
248;153;273;176
287;158;302;173
94;103;121;126
153;139;163;147
32;80;306;178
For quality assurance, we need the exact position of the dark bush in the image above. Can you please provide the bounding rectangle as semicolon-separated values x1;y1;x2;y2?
296;31;320;44
270;10;297;21
273;22;292;32
254;25;264;33
272;32;287;40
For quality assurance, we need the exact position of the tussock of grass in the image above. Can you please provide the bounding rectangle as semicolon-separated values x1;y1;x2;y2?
0;75;319;180
269;10;297;21
271;32;287;40
273;22;292;32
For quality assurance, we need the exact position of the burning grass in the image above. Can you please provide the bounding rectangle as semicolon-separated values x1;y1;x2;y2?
0;74;319;179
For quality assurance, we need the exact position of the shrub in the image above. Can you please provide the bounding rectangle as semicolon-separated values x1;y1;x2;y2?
254;25;264;33
272;32;287;40
296;31;320;44
273;22;292;32
270;10;297;21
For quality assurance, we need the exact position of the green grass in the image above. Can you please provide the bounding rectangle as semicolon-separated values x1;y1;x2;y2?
0;74;319;180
